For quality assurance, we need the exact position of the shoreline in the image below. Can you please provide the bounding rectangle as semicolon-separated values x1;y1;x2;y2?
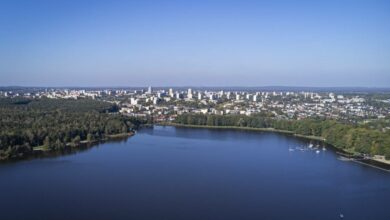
159;122;325;141
0;132;135;162
160;122;390;169
34;132;135;151
3;123;390;170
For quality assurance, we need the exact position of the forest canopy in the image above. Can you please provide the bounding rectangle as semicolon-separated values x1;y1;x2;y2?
0;98;144;160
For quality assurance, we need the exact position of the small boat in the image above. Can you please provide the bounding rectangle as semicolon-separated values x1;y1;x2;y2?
338;156;352;161
316;150;320;154
308;143;313;148
339;213;344;219
288;148;294;152
322;147;326;151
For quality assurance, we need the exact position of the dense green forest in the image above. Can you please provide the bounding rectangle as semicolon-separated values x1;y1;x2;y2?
175;114;390;159
0;98;145;160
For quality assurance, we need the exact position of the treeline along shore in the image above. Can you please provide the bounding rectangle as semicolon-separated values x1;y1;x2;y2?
1;97;390;166
0;98;146;160
172;114;390;163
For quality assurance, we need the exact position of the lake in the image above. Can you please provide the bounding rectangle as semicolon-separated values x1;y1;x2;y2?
1;126;389;220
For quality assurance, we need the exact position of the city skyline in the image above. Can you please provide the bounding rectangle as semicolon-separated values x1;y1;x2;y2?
1;0;389;87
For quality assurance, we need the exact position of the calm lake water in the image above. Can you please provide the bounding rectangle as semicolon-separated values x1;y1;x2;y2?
1;126;389;220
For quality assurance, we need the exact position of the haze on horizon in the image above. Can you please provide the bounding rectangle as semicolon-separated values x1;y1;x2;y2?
0;0;389;87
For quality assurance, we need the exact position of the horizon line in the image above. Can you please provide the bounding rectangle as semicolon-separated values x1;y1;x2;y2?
1;85;390;89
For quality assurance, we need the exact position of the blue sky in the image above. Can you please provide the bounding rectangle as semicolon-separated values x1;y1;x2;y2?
0;0;389;87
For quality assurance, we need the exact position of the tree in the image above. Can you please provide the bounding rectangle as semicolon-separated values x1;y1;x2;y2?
122;126;128;134
87;133;94;142
43;136;50;147
237;118;247;127
72;136;81;146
